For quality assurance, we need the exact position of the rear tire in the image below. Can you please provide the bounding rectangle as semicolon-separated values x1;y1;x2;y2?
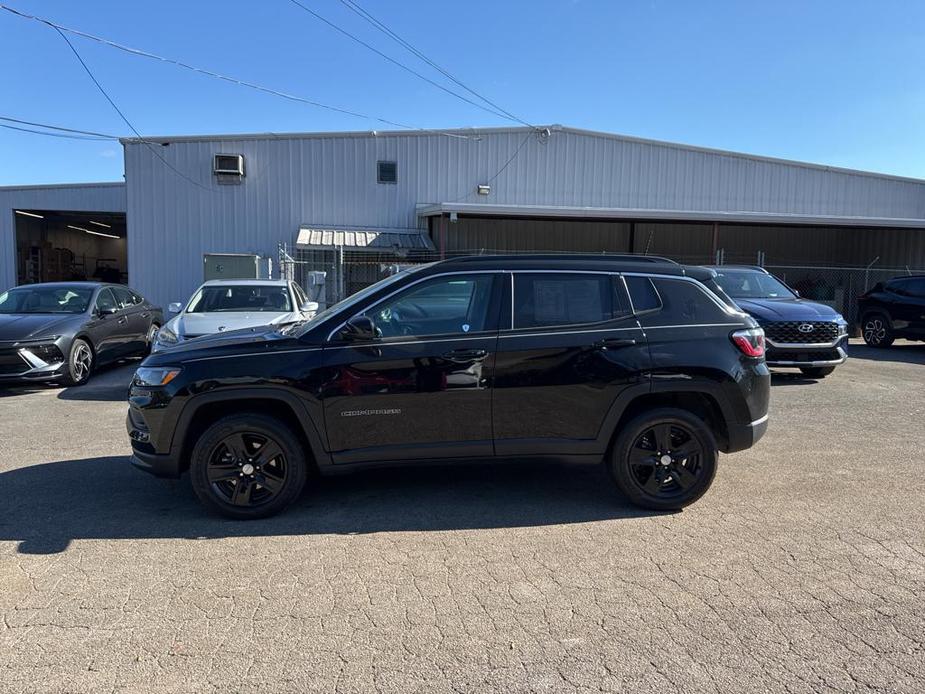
609;407;718;511
59;338;94;387
145;323;160;354
189;414;307;519
800;366;836;378
862;313;894;347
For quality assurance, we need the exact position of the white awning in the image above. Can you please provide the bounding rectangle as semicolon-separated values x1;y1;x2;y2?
415;202;925;229
296;226;435;252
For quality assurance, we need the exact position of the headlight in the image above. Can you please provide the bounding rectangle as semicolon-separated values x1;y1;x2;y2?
23;343;64;362
155;326;179;345
134;366;181;387
836;319;849;336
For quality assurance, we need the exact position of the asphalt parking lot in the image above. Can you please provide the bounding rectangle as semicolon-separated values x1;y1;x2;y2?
1;338;923;694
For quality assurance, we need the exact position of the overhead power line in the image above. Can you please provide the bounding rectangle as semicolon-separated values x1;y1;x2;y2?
0;3;473;139
0;122;111;140
0;115;120;139
52;25;216;192
336;0;533;128
285;0;519;124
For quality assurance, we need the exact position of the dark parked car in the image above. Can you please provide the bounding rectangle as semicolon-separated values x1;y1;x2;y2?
703;266;849;378
128;255;770;519
857;275;925;347
0;282;162;386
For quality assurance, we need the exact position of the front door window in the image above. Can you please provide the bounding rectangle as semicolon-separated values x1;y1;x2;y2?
362;274;495;339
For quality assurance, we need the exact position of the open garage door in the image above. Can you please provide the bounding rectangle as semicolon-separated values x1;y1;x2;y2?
14;209;127;285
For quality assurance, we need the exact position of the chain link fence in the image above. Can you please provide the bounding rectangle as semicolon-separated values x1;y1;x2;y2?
278;242;923;329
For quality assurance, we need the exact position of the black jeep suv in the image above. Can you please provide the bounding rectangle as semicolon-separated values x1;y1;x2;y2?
128;256;770;519
857;275;925;347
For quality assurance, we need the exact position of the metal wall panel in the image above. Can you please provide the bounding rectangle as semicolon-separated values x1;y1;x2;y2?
0;183;126;291
444;218;631;253
123;127;925;307
716;224;925;267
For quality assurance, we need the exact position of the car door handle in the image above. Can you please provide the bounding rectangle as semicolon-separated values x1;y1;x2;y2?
442;348;488;362
118;317;128;325
594;337;637;349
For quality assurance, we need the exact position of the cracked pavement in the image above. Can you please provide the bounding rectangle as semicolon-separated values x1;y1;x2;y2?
1;339;923;693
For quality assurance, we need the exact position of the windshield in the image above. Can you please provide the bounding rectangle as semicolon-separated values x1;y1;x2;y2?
712;270;795;299
188;285;291;313
0;286;94;314
292;263;434;337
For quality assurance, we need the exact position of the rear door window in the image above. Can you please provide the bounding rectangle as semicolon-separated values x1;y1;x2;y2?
112;287;135;309
624;276;662;313
513;273;622;329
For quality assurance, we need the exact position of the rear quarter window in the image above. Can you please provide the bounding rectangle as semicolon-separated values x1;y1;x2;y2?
650;278;731;323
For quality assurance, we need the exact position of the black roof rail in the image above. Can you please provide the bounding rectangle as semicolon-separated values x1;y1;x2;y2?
446;253;679;265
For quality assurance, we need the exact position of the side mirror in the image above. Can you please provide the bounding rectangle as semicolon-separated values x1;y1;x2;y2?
300;300;319;315
340;315;377;342
99;306;119;317
168;302;182;314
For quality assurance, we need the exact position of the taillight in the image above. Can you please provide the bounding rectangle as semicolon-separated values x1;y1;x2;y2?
731;328;765;358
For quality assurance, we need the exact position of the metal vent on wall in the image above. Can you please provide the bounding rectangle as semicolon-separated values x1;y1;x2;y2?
213;154;245;176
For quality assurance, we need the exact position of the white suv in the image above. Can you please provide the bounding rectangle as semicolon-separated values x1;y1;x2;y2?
152;279;317;353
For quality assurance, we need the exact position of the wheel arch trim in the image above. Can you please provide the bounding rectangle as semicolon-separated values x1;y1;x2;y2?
169;387;331;471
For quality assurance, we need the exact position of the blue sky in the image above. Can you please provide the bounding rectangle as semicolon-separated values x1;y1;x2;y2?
1;0;923;185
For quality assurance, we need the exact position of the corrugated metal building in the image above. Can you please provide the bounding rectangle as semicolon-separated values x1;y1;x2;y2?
3;125;924;311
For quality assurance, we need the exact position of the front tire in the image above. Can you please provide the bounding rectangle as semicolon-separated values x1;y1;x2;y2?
60;338;94;386
610;408;718;511
800;366;836;378
189;414;308;519
862;313;894;347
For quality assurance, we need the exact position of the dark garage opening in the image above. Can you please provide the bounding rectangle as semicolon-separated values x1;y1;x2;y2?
14;209;127;285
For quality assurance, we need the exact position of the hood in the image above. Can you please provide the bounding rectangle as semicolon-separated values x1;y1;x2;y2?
734;298;842;322
0;313;83;342
176;311;295;338
147;323;295;361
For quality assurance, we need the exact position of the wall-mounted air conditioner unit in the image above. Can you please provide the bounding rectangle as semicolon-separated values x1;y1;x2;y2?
213;154;245;176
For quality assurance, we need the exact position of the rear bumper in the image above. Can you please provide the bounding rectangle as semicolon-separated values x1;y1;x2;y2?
726;413;768;453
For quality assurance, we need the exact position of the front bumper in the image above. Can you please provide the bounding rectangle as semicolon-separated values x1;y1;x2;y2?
0;342;68;383
127;380;187;478
765;337;848;368
127;409;182;478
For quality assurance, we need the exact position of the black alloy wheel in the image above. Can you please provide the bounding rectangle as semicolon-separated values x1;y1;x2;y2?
610;408;717;511
862;314;894;348
208;431;288;507
190;414;308;519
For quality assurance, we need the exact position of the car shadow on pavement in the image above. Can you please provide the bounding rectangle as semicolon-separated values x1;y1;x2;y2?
57;361;139;402
0;383;53;398
847;341;925;365
0;456;659;554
